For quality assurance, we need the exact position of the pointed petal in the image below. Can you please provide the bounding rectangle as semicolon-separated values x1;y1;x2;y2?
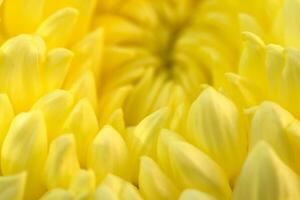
1;111;47;199
87;125;128;182
0;172;26;200
168;141;231;199
63;99;99;166
40;188;73;200
233;141;300;200
187;87;247;179
32;90;74;141
45;134;80;189
69;169;96;197
36;7;78;48
179;189;218;200
139;156;180;200
44;48;73;91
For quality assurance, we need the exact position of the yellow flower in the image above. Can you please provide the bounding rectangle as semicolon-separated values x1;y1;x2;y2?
1;0;300;200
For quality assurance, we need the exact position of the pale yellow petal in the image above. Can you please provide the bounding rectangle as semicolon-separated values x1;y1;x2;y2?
32;90;74;141
63;98;99;166
0;94;14;170
67;28;103;85
94;185;118;200
1;111;47;199
250;101;295;167
179;189;218;200
0;172;26;200
69;70;98;111
284;0;300;48
44;48;73;91
238;32;267;92
233;141;300;200
87;125;128;182
36;7;78;49
69;169;96;198
96;174;143;200
187;87;247;179
0;34;45;111
156;129;184;176
45;134;80;189
126;108;167;183
280;48;300;118
168;141;231;200
139;156;180;200
106;109;126;134
221;73;263;108
40;188;74;200
266;44;284;99
286;120;300;173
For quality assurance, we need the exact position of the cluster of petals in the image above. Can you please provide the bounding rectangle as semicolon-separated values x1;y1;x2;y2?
0;0;300;200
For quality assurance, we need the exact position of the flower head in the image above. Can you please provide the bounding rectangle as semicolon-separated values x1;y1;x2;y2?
0;0;300;200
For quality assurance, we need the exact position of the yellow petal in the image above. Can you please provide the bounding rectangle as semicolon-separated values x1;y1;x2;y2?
40;188;74;200
168;141;231;200
124;68;157;125
0;94;14;170
36;7;78;49
94;185;118;200
96;174;143;200
45;134;80;189
238;13;263;38
32;90;74;141
44;48;73;91
250;102;295;167
266;44;284;99
0;34;45;111
0;172;26;200
284;0;300;48
221;73;263;108
280;48;300;118
99;85;132;125
179;189;218;200
87;125;128;182
94;15;147;45
44;0;97;42
233;141;300;200
139;156;180;200
156;129;184;176
127;108;167;183
106;109;126;134
1;111;47;199
3;0;44;35
63;98;99;166
285;120;300;172
187;87;247;179
68;28;103;84
68;169;96;198
238;32;267;92
69;70;98;111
